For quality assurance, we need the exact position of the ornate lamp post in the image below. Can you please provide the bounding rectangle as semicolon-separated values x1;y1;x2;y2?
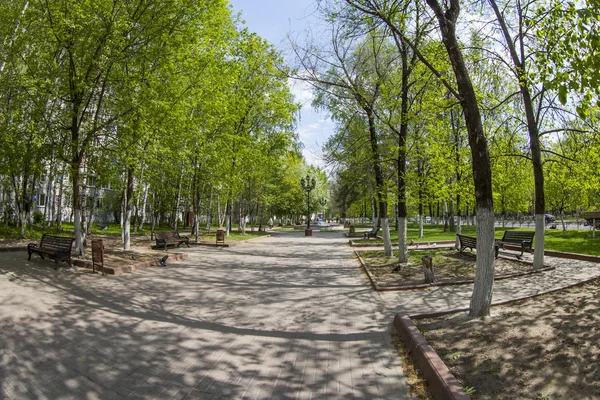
301;174;316;236
319;197;327;221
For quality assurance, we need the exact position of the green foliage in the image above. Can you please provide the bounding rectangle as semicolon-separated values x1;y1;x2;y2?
533;0;600;115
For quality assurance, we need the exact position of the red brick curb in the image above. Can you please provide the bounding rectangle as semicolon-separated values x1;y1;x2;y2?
393;314;470;400
354;249;554;291
72;253;189;276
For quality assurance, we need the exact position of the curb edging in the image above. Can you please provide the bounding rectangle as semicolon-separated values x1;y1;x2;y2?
394;314;470;400
72;253;189;275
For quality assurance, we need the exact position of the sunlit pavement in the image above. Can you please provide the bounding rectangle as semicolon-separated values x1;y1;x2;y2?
0;232;412;399
3;232;597;399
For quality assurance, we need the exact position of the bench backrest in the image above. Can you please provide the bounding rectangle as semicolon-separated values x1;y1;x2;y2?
501;230;534;243
40;235;75;251
457;234;477;246
156;231;175;241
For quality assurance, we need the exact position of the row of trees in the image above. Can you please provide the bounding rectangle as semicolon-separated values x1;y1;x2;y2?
297;0;599;316
0;1;327;254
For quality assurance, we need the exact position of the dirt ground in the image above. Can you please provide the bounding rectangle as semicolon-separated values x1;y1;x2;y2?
75;235;167;266
415;278;600;399
359;248;538;287
4;235;168;267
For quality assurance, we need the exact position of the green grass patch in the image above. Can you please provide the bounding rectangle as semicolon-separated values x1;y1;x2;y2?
362;224;600;256
199;229;270;242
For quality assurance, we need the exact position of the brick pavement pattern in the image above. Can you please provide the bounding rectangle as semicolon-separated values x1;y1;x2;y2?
2;232;598;399
0;232;412;399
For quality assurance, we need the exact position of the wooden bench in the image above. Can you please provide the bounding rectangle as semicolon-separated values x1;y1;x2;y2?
155;231;190;251
363;226;380;239
27;235;75;268
457;234;499;258
498;230;534;258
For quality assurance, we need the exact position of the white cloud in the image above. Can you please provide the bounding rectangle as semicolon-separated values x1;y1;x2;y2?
289;78;315;106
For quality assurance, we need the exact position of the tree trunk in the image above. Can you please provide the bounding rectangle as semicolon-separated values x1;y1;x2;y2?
422;254;435;283
123;167;134;250
418;185;424;238
150;192;156;240
365;108;392;256
225;198;231;236
487;0;545;270
173;160;184;231
240;200;246;234
120;183;126;243
72;165;85;256
138;183;149;232
425;0;496;317
56;165;65;230
206;187;213;231
86;189;96;235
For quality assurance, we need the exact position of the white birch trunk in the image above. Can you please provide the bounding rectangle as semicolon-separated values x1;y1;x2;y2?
533;214;545;270
398;216;408;263
455;215;463;250
120;186;125;243
419;214;424;238
468;208;496;317
138;183;149;231
74;208;84;257
382;218;392;257
123;208;131;250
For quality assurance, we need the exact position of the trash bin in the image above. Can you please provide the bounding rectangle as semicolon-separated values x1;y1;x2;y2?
216;229;225;245
91;239;105;275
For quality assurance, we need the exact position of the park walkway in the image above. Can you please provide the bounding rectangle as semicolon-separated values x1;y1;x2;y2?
1;232;598;399
0;232;410;399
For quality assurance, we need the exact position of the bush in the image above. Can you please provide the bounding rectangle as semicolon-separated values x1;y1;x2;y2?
33;211;44;225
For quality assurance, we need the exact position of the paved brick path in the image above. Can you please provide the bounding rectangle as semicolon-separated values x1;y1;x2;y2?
0;233;412;399
2;232;598;399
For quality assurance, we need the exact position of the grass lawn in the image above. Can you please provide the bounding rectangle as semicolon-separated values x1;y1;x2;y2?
0;222;270;243
360;223;600;256
198;229;270;242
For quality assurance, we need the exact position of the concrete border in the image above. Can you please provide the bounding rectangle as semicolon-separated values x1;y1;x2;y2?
393;314;470;400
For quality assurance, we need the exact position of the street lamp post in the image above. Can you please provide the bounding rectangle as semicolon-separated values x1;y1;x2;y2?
301;174;316;236
319;197;327;222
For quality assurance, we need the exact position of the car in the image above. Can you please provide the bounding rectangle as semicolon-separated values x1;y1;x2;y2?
545;214;556;223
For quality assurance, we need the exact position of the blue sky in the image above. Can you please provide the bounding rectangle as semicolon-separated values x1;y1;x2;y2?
228;0;334;168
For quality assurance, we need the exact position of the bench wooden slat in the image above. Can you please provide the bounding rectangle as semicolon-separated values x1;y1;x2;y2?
498;230;534;258
456;234;499;258
155;231;190;250
28;234;75;268
363;227;380;239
